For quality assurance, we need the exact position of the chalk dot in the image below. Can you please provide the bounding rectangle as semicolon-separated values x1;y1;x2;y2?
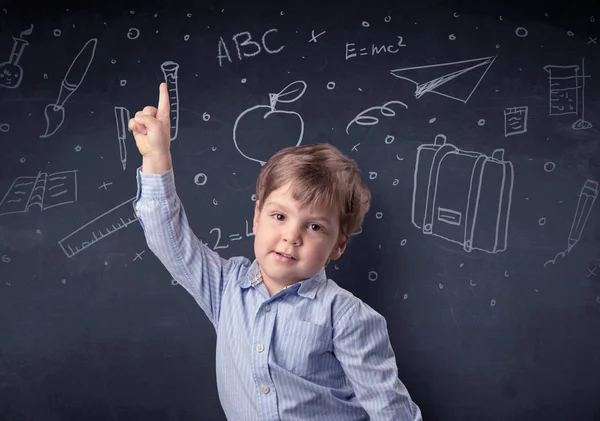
43;73;48;79
213;198;218;206
362;21;370;27
105;261;108;266
429;117;436;123
53;29;62;37
280;11;285;15
241;78;247;84
515;27;528;37
171;279;179;285
368;271;378;281
403;293;408;299
184;34;190;41
211;145;217;151
20;157;26;163
591;16;595;23
460;263;464;267
470;280;477;286
74;145;82;152
375;212;383;219
129;10;135;14
369;172;377;179
449;34;456;40
453;12;459;18
127;28;140;40
36;229;41;234
384;134;394;144
202;112;210;121
326;81;335;90
496;44;501;49
567;30;574;36
538;217;546;226
111;59;116;64
384;15;391;22
505;271;509;277
490;298;496;307
251;194;257;201
187;13;192;17
194;173;207;186
544;162;556;172
438;283;444;289
120;80;127;87
393;179;399;186
0;123;9;132
478;119;485;126
61;279;67;284
400;239;407;246
358;88;363;91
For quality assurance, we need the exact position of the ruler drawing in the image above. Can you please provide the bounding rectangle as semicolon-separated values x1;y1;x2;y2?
58;197;138;258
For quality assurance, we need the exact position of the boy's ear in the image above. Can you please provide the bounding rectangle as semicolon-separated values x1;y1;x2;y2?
329;235;349;261
252;200;261;234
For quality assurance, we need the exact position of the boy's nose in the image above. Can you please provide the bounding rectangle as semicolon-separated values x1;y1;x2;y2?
283;226;302;246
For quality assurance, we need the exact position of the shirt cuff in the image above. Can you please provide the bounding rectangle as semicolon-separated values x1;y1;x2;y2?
135;165;176;199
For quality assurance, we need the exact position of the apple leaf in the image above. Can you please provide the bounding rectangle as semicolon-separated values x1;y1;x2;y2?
274;80;307;104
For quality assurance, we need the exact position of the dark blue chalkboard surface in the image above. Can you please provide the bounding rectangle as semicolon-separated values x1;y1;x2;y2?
1;0;599;420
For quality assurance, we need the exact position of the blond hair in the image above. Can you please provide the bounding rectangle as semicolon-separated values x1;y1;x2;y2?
256;143;371;242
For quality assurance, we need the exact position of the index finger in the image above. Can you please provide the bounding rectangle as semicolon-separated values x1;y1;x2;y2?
156;82;170;121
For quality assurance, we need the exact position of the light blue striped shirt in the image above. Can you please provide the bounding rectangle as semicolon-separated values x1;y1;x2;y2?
134;167;422;421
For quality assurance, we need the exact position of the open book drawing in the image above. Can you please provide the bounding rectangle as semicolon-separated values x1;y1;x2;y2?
0;170;78;216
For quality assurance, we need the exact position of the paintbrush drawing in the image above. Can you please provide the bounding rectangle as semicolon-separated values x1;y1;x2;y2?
40;38;98;138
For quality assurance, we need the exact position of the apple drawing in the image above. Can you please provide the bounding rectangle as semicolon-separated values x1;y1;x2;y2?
233;80;306;165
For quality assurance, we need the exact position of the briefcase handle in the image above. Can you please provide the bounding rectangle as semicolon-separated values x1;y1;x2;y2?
491;149;505;161
434;134;447;146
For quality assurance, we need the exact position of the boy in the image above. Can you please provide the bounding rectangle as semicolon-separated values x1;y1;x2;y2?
130;83;422;420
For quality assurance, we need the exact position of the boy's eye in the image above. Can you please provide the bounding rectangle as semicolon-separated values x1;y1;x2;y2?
273;213;285;221
308;223;321;232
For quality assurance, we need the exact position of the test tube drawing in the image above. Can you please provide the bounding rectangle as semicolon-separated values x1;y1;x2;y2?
160;61;180;141
543;58;592;130
567;179;598;252
114;106;131;170
0;24;33;89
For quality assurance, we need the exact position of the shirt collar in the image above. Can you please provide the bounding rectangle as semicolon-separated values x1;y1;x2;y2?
238;259;326;299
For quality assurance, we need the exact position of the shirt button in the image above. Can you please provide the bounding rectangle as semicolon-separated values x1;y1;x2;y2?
261;385;270;394
256;344;264;353
264;304;271;312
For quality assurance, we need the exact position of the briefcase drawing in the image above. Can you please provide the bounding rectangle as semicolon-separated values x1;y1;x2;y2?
411;134;514;253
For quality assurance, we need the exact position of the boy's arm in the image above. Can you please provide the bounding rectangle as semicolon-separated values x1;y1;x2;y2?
333;301;422;421
128;83;241;328
133;163;239;329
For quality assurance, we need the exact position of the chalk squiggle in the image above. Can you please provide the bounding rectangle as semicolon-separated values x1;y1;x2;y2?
346;100;408;134
543;247;570;268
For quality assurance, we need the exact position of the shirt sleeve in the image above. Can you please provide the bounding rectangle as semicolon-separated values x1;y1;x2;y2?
132;166;240;329
333;301;422;421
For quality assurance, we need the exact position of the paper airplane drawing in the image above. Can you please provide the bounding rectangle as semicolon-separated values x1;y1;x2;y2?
390;56;496;103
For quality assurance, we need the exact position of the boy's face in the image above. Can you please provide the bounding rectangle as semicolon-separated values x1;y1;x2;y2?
253;182;347;291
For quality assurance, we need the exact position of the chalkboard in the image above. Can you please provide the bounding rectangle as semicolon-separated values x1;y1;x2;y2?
1;0;599;420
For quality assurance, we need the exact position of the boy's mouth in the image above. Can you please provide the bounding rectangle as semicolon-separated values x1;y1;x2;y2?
274;251;297;260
